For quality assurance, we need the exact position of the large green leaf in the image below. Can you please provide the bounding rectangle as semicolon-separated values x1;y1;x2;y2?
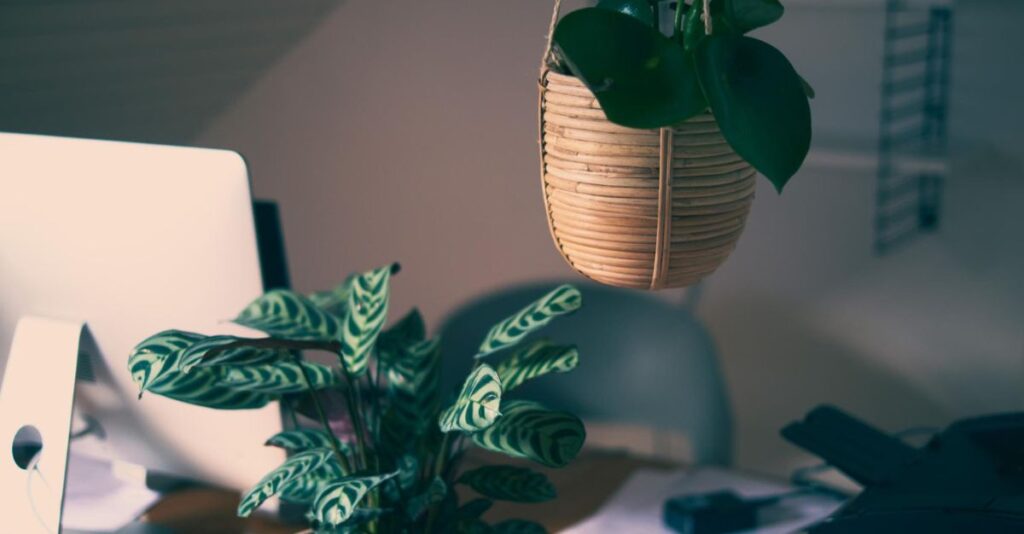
494;340;579;391
279;456;348;504
380;336;443;453
308;275;356;318
223;361;339;394
311;471;398;528
456;498;493;521
377;308;427;365
595;0;654;26
471;400;585;468
696;35;811;191
129;330;271;409
439;364;503;433
238;448;333;517
340;265;392;376
266;429;350;455
476;285;581;359
405;476;447;520
177;335;289;373
723;0;783;32
458;465;556;503
494;519;548;534
128;330;204;394
235;289;344;341
553;8;706;129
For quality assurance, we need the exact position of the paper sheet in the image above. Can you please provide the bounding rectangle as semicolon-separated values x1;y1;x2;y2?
562;467;842;533
61;453;161;531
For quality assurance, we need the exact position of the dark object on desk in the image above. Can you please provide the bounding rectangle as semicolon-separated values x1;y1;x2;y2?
663;491;761;534
783;405;1024;534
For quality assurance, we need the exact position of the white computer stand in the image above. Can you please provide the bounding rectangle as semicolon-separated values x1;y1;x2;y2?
0;316;86;534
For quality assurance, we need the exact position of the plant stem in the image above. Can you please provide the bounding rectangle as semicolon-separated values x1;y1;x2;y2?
294;357;352;474
674;0;686;36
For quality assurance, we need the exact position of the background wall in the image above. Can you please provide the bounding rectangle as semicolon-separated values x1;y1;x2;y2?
194;0;1024;476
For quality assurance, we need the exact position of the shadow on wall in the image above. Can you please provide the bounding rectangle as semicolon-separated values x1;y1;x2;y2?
438;281;733;466
708;291;949;477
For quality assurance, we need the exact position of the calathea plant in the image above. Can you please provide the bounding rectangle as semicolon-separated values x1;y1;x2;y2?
128;263;586;533
551;0;813;191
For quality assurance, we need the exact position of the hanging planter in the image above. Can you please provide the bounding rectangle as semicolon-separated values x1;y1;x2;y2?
538;0;813;290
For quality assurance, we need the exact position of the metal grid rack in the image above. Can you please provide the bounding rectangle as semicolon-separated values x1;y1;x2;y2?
875;0;954;254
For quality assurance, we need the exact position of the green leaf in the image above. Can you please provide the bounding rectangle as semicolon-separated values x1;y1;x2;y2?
308;275;356;318
800;74;816;99
340;265;393;376
494;520;547;534
279;457;348;504
439;364;503;433
129;331;272;409
381;337;443;452
553;9;706;129
266;429;350;454
235;289;344;341
377;308;427;365
457;519;494;534
405;476;447;520
723;0;783;32
238;448;333;517
128;330;204;394
683;0;707;51
476;285;581;359
471;400;585;468
223;361;339;394
494;519;548;534
458;465;556;503
696;35;811;191
596;0;654;26
456;498;493;520
177;335;289;373
312;471;398;528
494;340;579;391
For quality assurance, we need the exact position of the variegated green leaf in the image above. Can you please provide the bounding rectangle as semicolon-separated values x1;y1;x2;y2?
238;448;333;517
475;285;582;359
456;498;493;521
377;308;426;365
178;335;289;373
396;454;421;491
494;519;547;534
439;364;503;433
147;367;272;409
308;275;356;317
381;337;442;449
405;476;447;520
458;465;555;503
340;265;393;376
471;400;585;468
266;429;351;455
494;340;579;391
314;508;387;533
223;361;339;394
129;331;272;409
279;457;347;504
457;519;493;534
312;471;398;528
235;289;343;341
128;330;204;394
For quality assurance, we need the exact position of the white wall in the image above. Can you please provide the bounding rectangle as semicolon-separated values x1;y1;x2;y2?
196;0;1024;476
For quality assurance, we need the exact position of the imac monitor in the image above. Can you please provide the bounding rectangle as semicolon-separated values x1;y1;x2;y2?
0;133;284;503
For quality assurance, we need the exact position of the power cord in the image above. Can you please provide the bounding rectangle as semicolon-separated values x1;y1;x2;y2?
26;452;57;534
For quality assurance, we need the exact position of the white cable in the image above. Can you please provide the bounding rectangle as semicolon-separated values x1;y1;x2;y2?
26;453;58;534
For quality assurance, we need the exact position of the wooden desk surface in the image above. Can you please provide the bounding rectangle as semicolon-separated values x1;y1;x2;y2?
143;449;676;533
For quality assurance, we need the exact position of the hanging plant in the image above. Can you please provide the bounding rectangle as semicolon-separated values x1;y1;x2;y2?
539;0;813;289
128;264;586;533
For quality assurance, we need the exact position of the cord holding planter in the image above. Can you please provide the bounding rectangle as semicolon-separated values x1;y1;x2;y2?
538;0;813;290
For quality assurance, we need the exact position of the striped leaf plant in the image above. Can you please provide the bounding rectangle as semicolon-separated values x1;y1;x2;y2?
128;265;586;533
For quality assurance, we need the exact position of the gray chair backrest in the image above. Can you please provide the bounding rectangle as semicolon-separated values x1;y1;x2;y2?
438;281;733;465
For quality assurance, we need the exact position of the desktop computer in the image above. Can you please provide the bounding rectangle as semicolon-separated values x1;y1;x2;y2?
0;132;285;532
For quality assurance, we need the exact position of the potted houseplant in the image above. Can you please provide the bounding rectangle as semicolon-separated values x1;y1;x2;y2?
128;263;586;533
539;0;812;290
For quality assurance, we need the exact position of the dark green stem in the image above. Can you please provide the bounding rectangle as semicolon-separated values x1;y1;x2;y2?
294;356;352;474
674;0;686;36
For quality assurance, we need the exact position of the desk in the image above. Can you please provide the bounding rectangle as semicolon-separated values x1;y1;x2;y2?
141;449;675;533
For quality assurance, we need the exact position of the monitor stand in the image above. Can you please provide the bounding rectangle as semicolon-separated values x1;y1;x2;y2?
0;316;86;534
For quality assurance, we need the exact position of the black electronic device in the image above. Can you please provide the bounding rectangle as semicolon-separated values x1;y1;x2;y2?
783;405;1024;534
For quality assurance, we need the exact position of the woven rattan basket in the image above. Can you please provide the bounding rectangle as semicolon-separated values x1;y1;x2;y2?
539;50;756;290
